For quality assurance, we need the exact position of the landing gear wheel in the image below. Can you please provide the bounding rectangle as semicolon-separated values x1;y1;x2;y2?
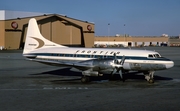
144;71;155;83
81;76;90;83
148;78;154;83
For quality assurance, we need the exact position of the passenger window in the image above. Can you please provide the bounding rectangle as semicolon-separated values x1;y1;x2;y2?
148;54;154;58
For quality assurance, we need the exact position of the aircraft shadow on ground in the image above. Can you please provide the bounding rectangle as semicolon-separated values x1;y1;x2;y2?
30;68;173;82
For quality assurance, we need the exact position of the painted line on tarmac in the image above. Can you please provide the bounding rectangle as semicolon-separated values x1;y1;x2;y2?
0;87;89;90
43;87;88;90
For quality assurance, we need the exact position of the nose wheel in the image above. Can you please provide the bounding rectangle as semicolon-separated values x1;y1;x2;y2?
148;78;154;83
144;71;155;83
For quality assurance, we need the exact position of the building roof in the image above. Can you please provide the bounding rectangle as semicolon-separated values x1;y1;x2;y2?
0;10;49;20
0;10;94;24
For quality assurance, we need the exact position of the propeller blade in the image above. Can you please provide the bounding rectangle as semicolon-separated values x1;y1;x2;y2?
112;68;117;75
118;68;123;79
112;54;126;82
119;55;125;65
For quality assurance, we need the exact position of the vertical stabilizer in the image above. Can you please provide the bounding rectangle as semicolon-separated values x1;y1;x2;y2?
23;18;66;54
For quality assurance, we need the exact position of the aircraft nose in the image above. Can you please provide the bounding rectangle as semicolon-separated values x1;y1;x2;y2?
166;61;174;69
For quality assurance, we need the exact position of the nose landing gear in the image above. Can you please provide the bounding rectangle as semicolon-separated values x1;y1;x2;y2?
144;71;155;83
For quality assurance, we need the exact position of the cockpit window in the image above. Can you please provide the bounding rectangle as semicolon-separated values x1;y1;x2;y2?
148;54;161;58
154;54;161;58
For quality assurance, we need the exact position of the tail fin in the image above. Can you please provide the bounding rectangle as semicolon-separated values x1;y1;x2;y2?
23;18;66;54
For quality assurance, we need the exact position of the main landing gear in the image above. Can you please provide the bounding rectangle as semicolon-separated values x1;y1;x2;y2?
144;71;155;83
81;76;90;83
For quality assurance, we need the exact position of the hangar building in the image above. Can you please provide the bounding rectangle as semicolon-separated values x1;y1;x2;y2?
0;10;95;49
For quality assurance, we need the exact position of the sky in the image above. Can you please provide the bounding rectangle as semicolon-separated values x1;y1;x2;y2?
0;0;180;36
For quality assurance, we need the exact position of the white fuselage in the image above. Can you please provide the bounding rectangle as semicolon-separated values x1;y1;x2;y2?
24;47;174;71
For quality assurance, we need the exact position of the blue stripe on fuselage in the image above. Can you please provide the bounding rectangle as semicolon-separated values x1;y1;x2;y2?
24;53;171;61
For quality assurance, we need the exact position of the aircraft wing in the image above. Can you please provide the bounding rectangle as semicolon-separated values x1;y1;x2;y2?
27;59;94;69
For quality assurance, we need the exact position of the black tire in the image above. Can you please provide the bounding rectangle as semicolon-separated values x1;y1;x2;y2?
148;79;154;83
81;76;90;83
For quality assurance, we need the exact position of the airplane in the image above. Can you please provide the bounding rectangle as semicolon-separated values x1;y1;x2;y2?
23;18;174;83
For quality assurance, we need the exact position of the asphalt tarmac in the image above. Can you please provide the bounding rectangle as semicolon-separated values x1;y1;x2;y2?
0;47;180;111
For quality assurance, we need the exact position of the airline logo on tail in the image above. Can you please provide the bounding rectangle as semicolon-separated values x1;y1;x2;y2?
29;37;44;49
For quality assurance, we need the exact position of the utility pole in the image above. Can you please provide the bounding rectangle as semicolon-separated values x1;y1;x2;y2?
124;24;126;46
108;23;110;47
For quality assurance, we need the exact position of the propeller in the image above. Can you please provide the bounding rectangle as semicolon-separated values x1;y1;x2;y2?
112;53;126;81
